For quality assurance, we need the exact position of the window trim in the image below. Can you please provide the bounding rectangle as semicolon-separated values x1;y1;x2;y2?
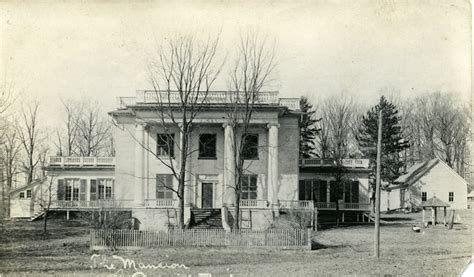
240;175;258;200
97;179;114;200
242;133;259;160
448;192;454;202
156;133;175;158
421;191;427;202
156;174;174;200
198;133;217;159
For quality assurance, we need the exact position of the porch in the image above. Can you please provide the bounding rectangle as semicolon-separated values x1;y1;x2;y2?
143;199;370;211
49;200;133;210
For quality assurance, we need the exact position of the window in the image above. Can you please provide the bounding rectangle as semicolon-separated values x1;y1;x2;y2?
98;179;114;200
156;174;173;199
421;192;427;202
64;179;80;201
242;134;259;160
157;133;175;157
26;189;32;198
19;192;25;199
241;175;257;200
343;181;360;203
299;179;328;202
199;134;216;159
449;192;454;202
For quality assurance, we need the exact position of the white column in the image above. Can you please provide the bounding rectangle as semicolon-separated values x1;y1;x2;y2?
223;123;235;207
267;123;280;208
134;123;146;207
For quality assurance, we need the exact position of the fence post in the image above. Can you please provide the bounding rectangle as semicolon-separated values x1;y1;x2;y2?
307;228;312;250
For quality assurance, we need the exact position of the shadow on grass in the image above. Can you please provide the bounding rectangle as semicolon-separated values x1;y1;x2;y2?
380;217;415;222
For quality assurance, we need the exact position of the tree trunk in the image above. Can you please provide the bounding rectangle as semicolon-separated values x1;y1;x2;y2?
43;210;48;234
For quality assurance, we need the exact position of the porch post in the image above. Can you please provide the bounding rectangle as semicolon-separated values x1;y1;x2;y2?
431;207;435;225
422;207;425;225
267;123;280;210
134;123;146;207
443;207;447;225
223;123;235;207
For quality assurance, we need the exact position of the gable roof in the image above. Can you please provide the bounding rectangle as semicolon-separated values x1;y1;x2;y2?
421;196;450;207
9;177;47;195
394;158;439;186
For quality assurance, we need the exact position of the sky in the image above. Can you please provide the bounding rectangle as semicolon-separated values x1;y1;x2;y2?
0;0;471;129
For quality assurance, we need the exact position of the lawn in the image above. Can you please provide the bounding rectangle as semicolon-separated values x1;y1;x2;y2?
0;210;471;276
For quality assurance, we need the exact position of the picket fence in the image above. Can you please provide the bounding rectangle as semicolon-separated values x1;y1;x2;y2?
90;228;312;250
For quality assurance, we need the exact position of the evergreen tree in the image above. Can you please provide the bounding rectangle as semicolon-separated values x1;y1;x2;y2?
358;96;410;185
299;97;319;158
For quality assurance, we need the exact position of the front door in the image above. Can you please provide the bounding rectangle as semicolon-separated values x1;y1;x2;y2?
201;183;213;208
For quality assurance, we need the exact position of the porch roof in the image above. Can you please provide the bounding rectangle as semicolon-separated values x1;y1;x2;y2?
421;196;450;207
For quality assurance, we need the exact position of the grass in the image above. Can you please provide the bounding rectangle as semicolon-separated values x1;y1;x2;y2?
0;210;472;276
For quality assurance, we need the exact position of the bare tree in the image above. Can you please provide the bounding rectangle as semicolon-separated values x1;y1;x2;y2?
38;175;55;234
403;92;470;178
225;32;275;229
75;100;112;156
1;124;22;218
18;101;42;184
319;94;358;224
140;33;222;228
54;99;80;156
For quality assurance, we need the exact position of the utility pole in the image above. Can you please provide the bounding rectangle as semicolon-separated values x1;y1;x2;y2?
374;110;383;258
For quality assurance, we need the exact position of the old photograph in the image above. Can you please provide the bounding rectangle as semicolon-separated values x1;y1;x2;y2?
0;1;472;276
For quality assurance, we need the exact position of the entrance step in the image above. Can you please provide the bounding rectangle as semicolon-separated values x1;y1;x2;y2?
190;209;223;229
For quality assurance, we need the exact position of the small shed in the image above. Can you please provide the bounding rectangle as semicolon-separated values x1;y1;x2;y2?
421;196;450;225
467;191;474;209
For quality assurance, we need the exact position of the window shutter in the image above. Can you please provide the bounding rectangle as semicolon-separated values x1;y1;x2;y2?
156;175;164;199
319;181;327;203
90;179;97;201
169;134;175;158
344;181;351;203
298;180;305;200
351;181;359;203
57;179;65;200
79;180;87;201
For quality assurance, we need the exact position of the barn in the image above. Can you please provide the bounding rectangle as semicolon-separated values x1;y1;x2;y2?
381;158;468;211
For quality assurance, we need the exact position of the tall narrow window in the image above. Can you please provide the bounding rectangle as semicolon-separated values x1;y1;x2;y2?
98;179;114;200
449;192;454;202
242;134;259;160
157;133;175;157
421;192;427;202
65;179;80;201
26;189;32;198
199;134;217;158
156;174;173;199
241;175;257;200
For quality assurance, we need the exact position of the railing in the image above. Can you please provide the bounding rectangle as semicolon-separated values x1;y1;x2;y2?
278;98;300;111
240;199;269;208
300;159;370;168
50;200;132;209
340;203;371;210
279;200;314;210
48;156;115;167
144;199;177;208
117;90;300;111
90;228;312;250
315;202;337;210
314;202;370;210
